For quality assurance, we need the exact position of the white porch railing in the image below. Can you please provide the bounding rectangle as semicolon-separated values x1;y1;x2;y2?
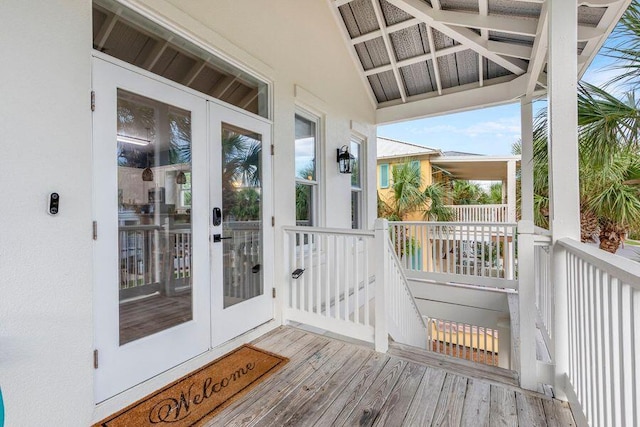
558;238;640;427
283;219;427;351
389;221;517;289
445;204;509;223
534;228;553;354
377;220;428;350
426;317;500;367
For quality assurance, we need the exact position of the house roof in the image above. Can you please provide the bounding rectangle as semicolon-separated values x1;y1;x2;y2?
329;0;631;123
377;136;442;159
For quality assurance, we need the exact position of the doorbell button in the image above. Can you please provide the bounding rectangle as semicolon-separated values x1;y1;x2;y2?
48;192;60;215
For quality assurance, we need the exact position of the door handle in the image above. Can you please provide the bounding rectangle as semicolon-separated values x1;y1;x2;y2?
213;234;232;243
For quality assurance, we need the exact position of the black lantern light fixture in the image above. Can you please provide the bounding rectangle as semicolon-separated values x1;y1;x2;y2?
336;145;354;174
176;171;187;185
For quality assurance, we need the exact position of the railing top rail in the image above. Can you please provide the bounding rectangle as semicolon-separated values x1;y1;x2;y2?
389;221;517;227
534;226;552;236
559;237;640;289
444;204;508;208
282;225;375;238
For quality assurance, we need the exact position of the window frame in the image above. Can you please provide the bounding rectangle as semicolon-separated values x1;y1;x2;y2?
350;137;365;229
294;108;322;227
379;163;389;189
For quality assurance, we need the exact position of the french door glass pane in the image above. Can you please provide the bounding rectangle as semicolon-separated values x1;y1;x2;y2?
221;124;263;308
116;89;193;345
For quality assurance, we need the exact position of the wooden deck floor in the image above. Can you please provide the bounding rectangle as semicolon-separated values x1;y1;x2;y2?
205;326;575;426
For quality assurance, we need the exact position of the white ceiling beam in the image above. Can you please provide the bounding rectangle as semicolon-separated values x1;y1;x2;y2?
371;0;407;102
350;18;421;45
426;26;444;95
142;40;170;70
387;0;527;75
182;61;207;86
577;0;632;77
431;9;538;37
478;0;489;86
363;44;469;76
95;12;119;49
326;0;378;108
334;0;353;7
376;74;528;124
526;2;548;96
487;41;532;60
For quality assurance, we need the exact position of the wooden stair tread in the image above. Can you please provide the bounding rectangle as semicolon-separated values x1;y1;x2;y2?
388;341;520;388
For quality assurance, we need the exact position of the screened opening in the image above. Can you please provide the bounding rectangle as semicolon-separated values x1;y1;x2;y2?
93;0;269;118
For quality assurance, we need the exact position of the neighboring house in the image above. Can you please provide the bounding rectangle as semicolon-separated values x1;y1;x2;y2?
376;137;442;220
377;137;520;222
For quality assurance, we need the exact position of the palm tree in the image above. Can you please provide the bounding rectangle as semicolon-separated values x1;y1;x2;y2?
451;180;485;205
377;161;452;221
530;96;640;253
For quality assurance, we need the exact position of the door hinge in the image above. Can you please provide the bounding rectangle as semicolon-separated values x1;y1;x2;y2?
272;288;276;298
270;144;274;156
91;91;96;112
93;349;99;369
92;221;98;240
271;216;275;227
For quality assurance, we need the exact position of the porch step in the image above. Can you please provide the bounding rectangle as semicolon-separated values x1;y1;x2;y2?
388;341;520;388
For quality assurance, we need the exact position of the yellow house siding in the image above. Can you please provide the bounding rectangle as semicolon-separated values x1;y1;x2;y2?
377;154;435;221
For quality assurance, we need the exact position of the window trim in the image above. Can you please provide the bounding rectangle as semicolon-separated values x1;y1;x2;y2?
351;136;365;230
294;108;322;227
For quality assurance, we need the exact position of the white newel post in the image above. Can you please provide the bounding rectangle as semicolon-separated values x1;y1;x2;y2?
517;219;538;389
548;0;580;400
374;218;389;353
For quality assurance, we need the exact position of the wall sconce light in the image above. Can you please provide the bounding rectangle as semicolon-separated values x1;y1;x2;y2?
176;171;187;185
336;145;354;174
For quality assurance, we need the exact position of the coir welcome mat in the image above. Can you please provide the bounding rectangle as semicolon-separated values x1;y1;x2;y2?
94;345;288;427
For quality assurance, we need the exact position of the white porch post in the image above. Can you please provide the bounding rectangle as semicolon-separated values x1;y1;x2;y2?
517;97;538;390
548;0;580;399
520;98;535;223
374;218;389;353
506;159;517;222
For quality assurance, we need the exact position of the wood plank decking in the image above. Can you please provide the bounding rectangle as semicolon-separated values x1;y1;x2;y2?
205;326;575;426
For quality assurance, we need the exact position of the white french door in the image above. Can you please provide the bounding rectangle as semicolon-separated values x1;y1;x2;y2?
92;57;273;402
209;103;273;346
93;58;210;401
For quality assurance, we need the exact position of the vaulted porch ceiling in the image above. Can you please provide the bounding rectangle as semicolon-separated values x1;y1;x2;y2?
328;0;630;123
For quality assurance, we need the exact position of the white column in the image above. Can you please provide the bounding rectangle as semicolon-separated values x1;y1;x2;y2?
507;160;517;222
374;218;389;353
520;98;535;223
549;0;580;400
517;98;538;390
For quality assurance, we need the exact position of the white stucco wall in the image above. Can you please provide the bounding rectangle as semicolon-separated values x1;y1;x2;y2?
0;0;95;425
0;0;376;424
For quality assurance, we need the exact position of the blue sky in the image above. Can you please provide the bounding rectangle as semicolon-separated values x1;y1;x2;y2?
378;45;621;156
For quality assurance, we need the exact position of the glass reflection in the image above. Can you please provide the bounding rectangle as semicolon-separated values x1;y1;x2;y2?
221;125;263;308
117;89;193;345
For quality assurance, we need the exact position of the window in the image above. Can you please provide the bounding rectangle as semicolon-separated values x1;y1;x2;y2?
410;160;420;171
295;111;320;226
351;138;364;229
379;163;389;188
